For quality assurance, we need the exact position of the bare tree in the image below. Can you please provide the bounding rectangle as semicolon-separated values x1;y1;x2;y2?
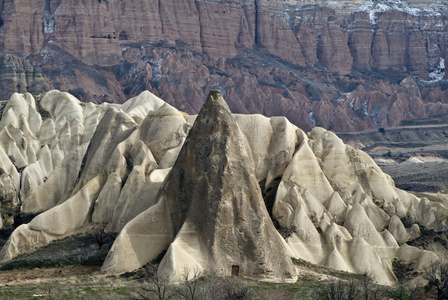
181;270;252;300
137;264;175;300
200;271;223;300
423;262;448;300
321;279;360;300
346;280;359;300
361;273;371;300
175;267;202;300
370;287;385;300
90;228;108;250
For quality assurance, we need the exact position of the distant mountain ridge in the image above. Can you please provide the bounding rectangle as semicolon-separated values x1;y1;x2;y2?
1;0;448;132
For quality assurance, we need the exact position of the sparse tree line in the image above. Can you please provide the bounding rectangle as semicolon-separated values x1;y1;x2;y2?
134;265;250;300
133;262;448;300
316;261;448;300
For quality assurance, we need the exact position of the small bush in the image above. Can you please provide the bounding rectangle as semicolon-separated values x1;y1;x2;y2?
392;259;414;283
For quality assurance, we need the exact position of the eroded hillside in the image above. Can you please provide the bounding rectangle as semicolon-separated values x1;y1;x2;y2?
0;90;446;288
1;0;448;131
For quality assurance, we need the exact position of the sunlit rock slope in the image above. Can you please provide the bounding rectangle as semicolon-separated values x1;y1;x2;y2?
0;90;444;285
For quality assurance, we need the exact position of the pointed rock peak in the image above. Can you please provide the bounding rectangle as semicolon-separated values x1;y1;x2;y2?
150;91;298;282
207;89;228;105
352;84;365;93
326;248;351;273
326;191;347;219
399;76;421;97
201;90;231;115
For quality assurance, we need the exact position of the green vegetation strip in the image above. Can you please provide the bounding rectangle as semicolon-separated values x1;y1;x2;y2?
0;255;104;271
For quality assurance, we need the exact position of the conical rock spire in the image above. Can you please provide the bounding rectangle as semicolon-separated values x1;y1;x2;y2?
103;91;298;282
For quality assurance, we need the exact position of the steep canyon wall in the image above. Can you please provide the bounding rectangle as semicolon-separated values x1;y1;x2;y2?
1;0;448;131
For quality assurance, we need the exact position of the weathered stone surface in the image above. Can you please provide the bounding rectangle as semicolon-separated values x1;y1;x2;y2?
0;90;167;254
0;90;443;285
0;1;448;132
104;91;298;282
272;125;440;284
0;54;51;101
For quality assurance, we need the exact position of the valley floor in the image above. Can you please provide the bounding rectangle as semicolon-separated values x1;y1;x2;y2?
338;120;448;193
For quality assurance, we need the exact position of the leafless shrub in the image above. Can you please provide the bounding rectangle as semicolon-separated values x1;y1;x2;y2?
220;277;251;300
423;262;448;300
175;268;202;300
198;271;222;300
193;271;252;300
136;264;174;300
361;273;371;300
366;281;423;300
320;279;360;300
385;283;420;300
90;228;109;250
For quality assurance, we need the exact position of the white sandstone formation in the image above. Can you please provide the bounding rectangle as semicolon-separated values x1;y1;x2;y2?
0;90;443;285
103;91;298;283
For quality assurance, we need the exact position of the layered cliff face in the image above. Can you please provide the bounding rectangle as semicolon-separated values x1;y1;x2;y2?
1;0;445;73
1;0;448;132
0;54;51;100
0;90;444;285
